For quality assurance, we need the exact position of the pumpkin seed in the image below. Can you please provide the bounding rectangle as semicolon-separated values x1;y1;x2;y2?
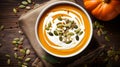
12;40;17;44
105;36;110;41
54;30;58;36
97;30;101;36
107;50;115;57
23;62;28;65
13;8;17;14
25;58;31;62
20;49;26;54
45;27;49;30
74;25;78;29
19;5;26;8
17;41;23;45
14;38;20;41
48;22;51;28
0;25;4;31
114;55;119;61
18;57;23;60
22;64;27;67
22;1;28;5
57;24;64;28
7;59;10;64
59;36;63;41
26;6;31;10
13;47;18;51
18;30;24;35
58;16;62;21
76;35;79;41
20;37;24;42
6;54;10;58
74;28;80;34
65;40;72;44
26;49;30;55
14;53;18;59
67;32;74;36
48;32;53;36
79;31;83;35
27;0;32;4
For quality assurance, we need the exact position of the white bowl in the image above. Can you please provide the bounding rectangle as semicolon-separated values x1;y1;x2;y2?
35;1;93;58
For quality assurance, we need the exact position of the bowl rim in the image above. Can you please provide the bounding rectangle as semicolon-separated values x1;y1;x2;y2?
35;1;93;58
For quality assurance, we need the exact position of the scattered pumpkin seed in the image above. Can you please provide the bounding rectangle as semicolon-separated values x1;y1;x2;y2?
76;35;79;41
20;49;26;54
17;41;23;45
114;55;119;61
5;54;10;58
14;38;20;41
0;25;4;31
97;30;101;36
13;8;17;14
26;6;31;10
65;40;72;44
22;64;28;67
45;27;49;30
7;59;10;65
23;62;28;66
22;1;28;5
57;24;64;28
14;53;18;59
26;49;31;55
107;50;115;57
19;5;26;8
12;40;17;44
58;16;62;21
105;36;110;41
18;30;23;35
20;37;24;42
18;57;23;60
48;32;53;36
27;0;32;4
13;47;18;51
59;36;63;41
25;58;31;62
54;30;58;36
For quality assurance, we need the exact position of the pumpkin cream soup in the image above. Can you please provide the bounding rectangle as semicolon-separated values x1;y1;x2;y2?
36;2;92;57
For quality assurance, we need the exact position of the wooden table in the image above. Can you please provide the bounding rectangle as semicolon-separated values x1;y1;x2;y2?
0;0;120;67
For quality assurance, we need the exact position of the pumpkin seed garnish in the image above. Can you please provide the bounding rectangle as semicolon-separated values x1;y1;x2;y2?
67;32;74;36
76;35;79;41
14;38;20;41
21;1;28;5
22;64;27;67
74;28;80;34
58;16;62;21
25;58;31;62
20;49;26;54
48;32;53;36
48;22;51;28
79;31;83;35
65;40;72;44
19;5;26;9
97;30;101;36
54;30;58;36
59;36;63;41
74;25;78;29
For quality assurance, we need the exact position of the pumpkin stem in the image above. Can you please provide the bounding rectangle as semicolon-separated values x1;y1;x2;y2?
104;0;111;3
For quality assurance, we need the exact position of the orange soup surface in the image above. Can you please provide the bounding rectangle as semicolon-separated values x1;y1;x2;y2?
38;4;91;56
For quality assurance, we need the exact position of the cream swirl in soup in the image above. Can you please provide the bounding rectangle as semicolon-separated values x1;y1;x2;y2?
43;10;85;49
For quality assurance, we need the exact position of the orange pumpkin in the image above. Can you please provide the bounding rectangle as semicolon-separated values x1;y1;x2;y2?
83;0;120;21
